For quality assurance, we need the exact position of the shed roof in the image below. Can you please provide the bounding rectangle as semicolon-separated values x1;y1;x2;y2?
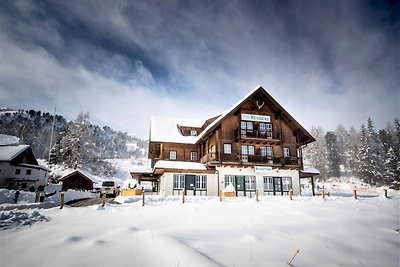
60;169;94;183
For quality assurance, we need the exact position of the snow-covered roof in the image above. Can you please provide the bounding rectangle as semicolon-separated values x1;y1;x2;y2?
0;145;30;161
154;160;207;170
301;167;320;175
196;85;262;141
150;116;204;144
60;169;95;182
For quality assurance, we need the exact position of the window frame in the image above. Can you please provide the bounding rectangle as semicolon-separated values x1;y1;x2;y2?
263;176;274;191
245;176;256;190
190;130;198;136
223;143;232;154
15;169;21;175
169;150;177;160
284;147;290;158
190;151;198;161
173;174;185;189
26;169;32;175
195;175;207;190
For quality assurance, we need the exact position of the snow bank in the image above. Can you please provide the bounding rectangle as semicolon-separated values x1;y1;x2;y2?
0;189;35;204
0;210;49;230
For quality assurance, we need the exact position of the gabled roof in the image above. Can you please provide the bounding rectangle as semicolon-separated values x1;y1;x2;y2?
149;86;315;146
0;145;30;161
196;86;315;146
60;169;94;183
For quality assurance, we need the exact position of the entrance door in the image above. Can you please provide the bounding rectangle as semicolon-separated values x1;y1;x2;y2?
185;175;196;196
235;176;245;196
273;177;283;195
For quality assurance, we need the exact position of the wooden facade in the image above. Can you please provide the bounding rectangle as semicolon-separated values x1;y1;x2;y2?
140;86;317;197
148;86;315;170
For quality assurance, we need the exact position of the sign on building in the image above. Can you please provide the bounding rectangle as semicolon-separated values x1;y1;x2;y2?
241;113;271;123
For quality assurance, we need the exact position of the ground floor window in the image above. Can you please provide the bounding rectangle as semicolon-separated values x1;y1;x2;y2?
263;176;292;195
173;174;185;189
196;175;207;190
225;175;236;187
282;177;292;191
245;176;256;190
264;176;274;191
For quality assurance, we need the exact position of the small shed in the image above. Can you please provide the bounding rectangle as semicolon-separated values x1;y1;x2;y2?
60;170;94;191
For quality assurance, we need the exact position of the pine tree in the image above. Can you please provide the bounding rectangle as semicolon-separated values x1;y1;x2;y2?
335;124;350;172
358;119;384;185
325;131;341;178
304;126;328;180
347;126;360;176
59;112;99;169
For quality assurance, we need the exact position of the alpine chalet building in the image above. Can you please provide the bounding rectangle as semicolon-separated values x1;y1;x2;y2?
132;86;316;197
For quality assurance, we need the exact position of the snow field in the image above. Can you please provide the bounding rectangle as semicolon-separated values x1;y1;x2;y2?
1;194;399;267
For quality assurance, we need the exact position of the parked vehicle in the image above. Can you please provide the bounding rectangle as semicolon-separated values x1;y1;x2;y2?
100;181;118;198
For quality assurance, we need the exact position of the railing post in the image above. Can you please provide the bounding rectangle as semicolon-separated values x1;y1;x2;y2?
353;189;357;199
60;192;64;209
102;193;106;207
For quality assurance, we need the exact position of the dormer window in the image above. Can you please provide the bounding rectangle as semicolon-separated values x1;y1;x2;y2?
190;130;198;136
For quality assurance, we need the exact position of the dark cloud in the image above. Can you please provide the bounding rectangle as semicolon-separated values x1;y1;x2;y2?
0;0;398;136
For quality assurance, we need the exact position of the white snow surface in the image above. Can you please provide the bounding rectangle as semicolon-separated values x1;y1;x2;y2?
154;160;207;170
1;189;399;267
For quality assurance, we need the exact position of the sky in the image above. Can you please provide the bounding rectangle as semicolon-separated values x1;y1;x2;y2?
0;0;399;138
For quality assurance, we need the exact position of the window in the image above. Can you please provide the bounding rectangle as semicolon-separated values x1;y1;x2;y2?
190;130;198;136
241;145;255;155
264;177;274;191
245;176;256;190
173;174;185;189
260;146;273;157
196;175;207;190
224;143;232;154
190;151;197;161
169;150;177;160
225;175;236;187
284;147;290;158
282;177;292;191
15;169;21;175
26;169;32;175
241;121;254;135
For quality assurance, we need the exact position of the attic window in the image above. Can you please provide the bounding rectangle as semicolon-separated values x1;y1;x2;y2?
26;169;32;175
15;169;21;175
190;130;198;136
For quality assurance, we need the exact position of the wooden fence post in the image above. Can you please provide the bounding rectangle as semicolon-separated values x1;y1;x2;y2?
142;190;145;206
322;188;325;199
102;193;107;207
256;189;259;202
60;192;64;209
289;189;293;200
384;189;388;198
353;189;357;199
182;191;185;204
219;190;222;202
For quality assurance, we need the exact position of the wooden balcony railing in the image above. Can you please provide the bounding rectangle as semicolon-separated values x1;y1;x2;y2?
235;129;281;141
201;152;301;166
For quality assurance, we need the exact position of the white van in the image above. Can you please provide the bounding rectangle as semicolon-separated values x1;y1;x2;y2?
100;181;118;198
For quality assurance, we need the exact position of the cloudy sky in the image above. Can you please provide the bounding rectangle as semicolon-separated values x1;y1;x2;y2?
0;0;398;137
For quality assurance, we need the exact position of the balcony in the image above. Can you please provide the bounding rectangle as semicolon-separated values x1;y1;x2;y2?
235;129;281;144
201;152;301;167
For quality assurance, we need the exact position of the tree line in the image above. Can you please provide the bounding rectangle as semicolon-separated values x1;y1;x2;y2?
0;109;148;177
304;117;400;189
